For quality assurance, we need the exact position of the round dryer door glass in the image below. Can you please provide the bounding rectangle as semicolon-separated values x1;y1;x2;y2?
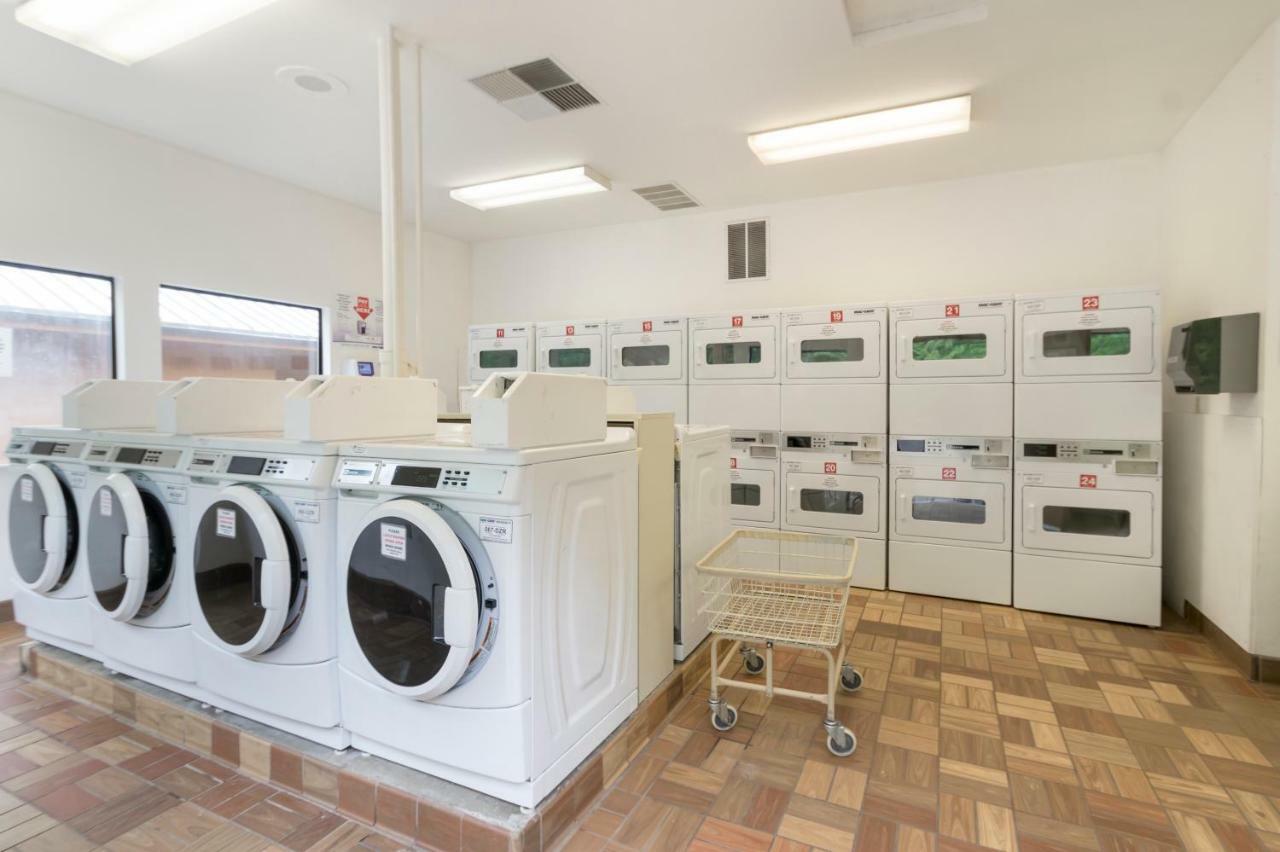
347;503;482;692
7;468;77;592
86;476;175;620
194;492;303;651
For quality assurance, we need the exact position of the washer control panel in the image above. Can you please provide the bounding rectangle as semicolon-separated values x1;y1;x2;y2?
186;452;317;483
335;458;507;496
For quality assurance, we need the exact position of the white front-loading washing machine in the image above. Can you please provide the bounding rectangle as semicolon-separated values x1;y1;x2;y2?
889;297;1013;437
1014;290;1162;441
780;432;886;590
673;424;729;662
535;320;606;376
332;427;638;806
184;435;348;747
1014;438;1162;626
781;305;887;434
468;323;536;385
607;316;688;423
3;428;95;656
80;433;201;697
888;436;1012;604
688;311;781;434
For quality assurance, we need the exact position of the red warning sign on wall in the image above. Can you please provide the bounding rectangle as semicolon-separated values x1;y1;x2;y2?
354;296;373;320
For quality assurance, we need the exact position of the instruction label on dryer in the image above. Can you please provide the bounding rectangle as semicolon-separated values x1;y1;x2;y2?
19;479;32;502
68;472;86;489
479;517;513;544
380;523;407;560
216;508;236;539
163;485;187;505
99;489;112;516
291;500;321;524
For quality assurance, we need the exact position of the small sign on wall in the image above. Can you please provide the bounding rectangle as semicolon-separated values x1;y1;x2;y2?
334;293;384;347
0;327;12;378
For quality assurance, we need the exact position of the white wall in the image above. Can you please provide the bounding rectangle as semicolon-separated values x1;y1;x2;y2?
0;90;472;404
1161;22;1278;656
472;154;1163;321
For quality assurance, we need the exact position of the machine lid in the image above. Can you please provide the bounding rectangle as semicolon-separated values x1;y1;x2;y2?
346;500;480;700
7;464;76;594
193;485;298;656
86;474;175;621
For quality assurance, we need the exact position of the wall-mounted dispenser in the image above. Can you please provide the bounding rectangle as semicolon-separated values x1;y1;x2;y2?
1166;312;1259;394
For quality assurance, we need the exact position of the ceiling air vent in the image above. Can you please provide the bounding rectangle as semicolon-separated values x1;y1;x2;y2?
727;219;768;281
842;0;988;47
634;183;700;212
469;58;600;121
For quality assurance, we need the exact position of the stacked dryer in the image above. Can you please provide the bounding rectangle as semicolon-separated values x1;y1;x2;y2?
779;305;888;589
689;311;782;530
888;297;1014;604
606;316;688;423
462;323;537;411
1013;290;1162;626
536;320;606;377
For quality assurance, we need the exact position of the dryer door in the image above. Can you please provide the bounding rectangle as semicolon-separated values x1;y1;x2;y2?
894;477;1006;544
539;331;604;376
786;319;881;381
692;326;778;381
345;500;482;700
6;464;77;594
86;473;175;621
895;315;1007;380
729;465;776;526
611;329;684;382
1021;485;1154;559
193;485;302;656
1021;307;1155;379
785;471;880;534
469;335;528;383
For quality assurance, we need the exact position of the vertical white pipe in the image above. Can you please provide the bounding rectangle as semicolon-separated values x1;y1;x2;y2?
377;28;401;377
411;42;424;378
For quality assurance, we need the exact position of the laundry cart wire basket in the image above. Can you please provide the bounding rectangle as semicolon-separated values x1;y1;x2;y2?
698;529;862;756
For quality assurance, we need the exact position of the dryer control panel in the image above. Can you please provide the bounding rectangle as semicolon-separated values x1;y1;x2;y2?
783;432;884;464
891;436;1010;469
1018;440;1161;475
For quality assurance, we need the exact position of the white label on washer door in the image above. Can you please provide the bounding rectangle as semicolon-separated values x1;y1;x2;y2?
68;471;86;489
99;489;112;516
163;484;187;505
479;517;513;544
19;479;32;502
381;523;407;560
291;500;321;524
216;508;236;538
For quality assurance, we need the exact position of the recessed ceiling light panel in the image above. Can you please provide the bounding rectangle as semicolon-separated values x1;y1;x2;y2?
748;95;972;165
15;0;283;65
276;66;348;97
450;166;611;211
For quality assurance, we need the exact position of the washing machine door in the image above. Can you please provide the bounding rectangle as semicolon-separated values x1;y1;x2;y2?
345;500;480;700
193;485;299;656
86;474;175;621
7;464;77;594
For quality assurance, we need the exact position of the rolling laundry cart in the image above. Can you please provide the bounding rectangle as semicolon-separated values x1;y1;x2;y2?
699;529;863;756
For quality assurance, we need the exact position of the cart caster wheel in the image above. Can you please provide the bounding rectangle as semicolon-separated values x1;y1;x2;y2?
827;728;857;757
840;665;863;693
743;651;765;675
711;705;738;732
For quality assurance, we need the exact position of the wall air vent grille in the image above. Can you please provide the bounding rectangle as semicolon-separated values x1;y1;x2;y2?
469;58;601;121
727;219;768;281
634;183;700;211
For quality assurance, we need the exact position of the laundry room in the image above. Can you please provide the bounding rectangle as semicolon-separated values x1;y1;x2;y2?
1;2;1279;851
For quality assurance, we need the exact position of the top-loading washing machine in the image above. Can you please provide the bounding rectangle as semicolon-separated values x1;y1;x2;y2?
673;424;729;661
781;305;887;434
607;316;688;423
890;297;1013;437
468;323;536;385
535;320;606;376
332;425;638;806
1014;290;1162;441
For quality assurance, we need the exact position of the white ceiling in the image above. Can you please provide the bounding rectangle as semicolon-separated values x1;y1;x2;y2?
2;0;1278;242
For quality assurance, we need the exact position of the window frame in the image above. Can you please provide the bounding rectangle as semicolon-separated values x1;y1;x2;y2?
0;259;119;378
159;283;325;376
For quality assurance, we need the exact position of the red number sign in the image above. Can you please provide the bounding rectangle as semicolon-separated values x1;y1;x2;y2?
495;328;505;338
945;304;960;318
729;457;738;469
642;321;652;332
830;310;844;323
942;467;957;480
1082;295;1100;310
824;462;838;475
1079;474;1097;488
565;325;575;336
731;315;744;327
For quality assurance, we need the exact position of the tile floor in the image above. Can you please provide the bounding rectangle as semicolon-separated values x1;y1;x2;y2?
4;589;1280;852
556;590;1280;852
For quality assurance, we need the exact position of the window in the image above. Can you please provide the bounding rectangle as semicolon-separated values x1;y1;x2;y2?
0;261;115;456
707;341;762;365
730;483;761;506
800;338;864;363
800;489;863;515
911;496;987;524
621;345;670;367
1043;506;1131;537
912;333;987;361
160;286;321;381
478;349;518;369
1043;328;1132;358
548;348;592;369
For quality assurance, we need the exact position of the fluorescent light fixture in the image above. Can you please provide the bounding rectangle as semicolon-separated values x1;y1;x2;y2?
14;0;282;65
747;95;972;165
450;166;611;211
